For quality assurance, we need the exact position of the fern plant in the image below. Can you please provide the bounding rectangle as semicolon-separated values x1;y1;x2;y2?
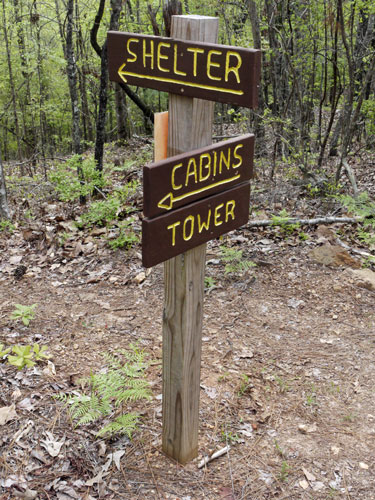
56;345;151;438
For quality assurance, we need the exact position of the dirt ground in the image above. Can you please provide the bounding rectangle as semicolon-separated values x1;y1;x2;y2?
1;148;375;499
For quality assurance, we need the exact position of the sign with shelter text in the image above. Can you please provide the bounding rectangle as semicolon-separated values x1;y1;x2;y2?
107;31;261;108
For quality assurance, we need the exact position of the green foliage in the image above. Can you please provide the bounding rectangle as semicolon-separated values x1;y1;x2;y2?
278;461;290;482
56;345;151;438
220;246;256;275
5;343;51;370
8;345;35;369
238;374;251;396
49;156;106;202
10;304;37;326
338;192;375;220
0;344;11;358
108;219;138;250
221;427;240;444
77;181;138;229
204;276;217;290
271;209;300;234
0;220;15;233
338;192;375;249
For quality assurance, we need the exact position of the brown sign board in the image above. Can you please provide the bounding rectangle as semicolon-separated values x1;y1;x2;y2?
107;31;261;108
142;182;250;268
144;134;254;219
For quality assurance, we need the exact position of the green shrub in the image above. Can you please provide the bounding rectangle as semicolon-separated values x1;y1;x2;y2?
49;155;106;202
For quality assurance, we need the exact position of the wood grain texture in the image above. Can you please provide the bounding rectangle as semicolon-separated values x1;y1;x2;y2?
162;15;218;464
154;112;168;162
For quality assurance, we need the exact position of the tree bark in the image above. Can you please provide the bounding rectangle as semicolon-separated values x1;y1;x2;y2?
0;147;10;219
91;0;122;173
66;0;84;202
2;0;23;164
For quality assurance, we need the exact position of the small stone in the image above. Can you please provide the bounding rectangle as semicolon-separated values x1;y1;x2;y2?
359;462;369;470
331;446;340;455
73;343;79;350
134;272;146;284
349;269;375;291
310;245;360;268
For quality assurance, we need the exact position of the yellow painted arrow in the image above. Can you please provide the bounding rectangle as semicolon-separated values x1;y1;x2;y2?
157;173;241;211
117;63;244;96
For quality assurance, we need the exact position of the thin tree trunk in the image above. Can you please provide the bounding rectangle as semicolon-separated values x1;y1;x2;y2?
91;0;122;173
247;0;265;153
66;0;84;203
0;147;10;219
2;0;23;166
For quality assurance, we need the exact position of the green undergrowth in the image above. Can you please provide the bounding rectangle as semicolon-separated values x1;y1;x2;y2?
47;155;140;251
55;345;151;439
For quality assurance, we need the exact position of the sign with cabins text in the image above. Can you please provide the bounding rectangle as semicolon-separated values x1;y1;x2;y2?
107;30;260;268
142;135;254;267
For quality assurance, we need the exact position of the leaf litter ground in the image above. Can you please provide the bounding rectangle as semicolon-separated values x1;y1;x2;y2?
1;143;375;499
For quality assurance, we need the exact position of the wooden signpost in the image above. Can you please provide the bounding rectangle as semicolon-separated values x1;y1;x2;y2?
108;15;260;465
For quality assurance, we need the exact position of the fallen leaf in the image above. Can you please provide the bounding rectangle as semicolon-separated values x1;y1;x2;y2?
0;404;18;425
298;423;317;434
13;488;38;499
40;432;65;457
111;450;125;470
302;467;316;482
42;360;56;377
312;481;325;491
299;479;309;490
9;255;23;265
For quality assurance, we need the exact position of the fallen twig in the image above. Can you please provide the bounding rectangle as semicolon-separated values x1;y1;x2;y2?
198;445;231;469
246;216;360;228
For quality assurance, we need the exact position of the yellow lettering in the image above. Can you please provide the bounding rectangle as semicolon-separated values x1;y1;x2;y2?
143;39;154;69
225;200;236;222
171;163;183;190
214;203;224;226
185;158;198;186
174;44;187;76
207;50;222;81
232;144;243;169
183;215;194;241
199;153;211;182
213;151;218;177
157;42;170;72
225;51;242;83
187;47;205;76
198;210;211;233
127;38;139;63
167;221;180;246
219;148;231;173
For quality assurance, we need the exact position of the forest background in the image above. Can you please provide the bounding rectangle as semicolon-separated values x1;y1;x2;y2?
0;0;375;222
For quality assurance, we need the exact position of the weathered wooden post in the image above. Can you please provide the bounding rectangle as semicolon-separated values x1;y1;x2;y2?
107;15;260;464
161;15;218;464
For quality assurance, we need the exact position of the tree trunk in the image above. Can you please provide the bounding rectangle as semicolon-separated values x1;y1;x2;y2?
0;147;10;219
91;0;122;173
2;0;23;165
114;84;129;141
66;0;84;203
247;0;265;153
